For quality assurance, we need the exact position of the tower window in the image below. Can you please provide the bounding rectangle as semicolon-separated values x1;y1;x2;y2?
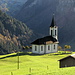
51;30;52;36
55;30;56;35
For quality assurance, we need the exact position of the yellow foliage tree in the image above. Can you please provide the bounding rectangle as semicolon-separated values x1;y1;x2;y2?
58;46;62;51
64;45;71;50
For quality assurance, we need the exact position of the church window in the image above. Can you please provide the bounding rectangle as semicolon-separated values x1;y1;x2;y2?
48;45;50;50
41;46;43;51
54;45;55;49
35;46;37;51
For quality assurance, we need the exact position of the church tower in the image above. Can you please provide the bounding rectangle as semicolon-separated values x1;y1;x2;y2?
50;15;58;40
31;14;59;54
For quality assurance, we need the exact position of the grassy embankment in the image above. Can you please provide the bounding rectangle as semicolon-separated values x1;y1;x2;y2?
0;51;75;75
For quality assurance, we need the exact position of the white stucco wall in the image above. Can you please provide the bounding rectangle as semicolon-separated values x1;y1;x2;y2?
45;44;58;53
39;45;44;54
50;27;58;40
32;45;45;54
51;44;58;52
32;43;58;54
45;44;51;53
32;45;39;54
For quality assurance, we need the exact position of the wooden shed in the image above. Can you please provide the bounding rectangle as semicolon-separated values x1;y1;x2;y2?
59;54;75;68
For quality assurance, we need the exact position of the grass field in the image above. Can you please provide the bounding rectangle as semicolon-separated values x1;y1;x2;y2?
0;52;75;75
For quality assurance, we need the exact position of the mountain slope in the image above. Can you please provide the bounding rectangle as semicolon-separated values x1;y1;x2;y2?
0;10;36;54
16;0;58;35
0;0;28;16
15;0;75;51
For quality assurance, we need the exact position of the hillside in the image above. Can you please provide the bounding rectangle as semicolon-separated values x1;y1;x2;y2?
0;52;75;75
0;0;27;16
16;0;57;35
15;0;75;51
0;10;36;54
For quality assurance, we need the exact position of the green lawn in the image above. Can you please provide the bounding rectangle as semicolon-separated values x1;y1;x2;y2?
0;52;75;75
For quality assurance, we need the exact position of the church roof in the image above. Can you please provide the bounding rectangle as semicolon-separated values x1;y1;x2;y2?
50;15;56;27
31;36;58;45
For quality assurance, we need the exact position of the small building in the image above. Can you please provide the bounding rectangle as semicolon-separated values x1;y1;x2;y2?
59;54;75;68
31;15;59;54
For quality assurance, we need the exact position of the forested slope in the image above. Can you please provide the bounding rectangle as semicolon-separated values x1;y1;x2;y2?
0;10;35;54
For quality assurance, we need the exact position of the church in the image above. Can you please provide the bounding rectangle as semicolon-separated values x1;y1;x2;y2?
31;16;59;54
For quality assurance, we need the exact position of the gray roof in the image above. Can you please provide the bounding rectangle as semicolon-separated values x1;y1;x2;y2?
71;54;75;58
31;36;58;45
59;54;75;61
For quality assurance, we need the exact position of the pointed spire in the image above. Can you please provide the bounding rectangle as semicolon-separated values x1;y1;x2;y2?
50;14;56;27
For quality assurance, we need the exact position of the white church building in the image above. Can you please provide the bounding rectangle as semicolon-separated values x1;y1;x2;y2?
31;16;59;54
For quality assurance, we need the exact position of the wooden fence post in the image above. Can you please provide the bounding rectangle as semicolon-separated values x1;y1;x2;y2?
47;66;49;70
17;52;20;69
29;68;32;73
11;72;13;75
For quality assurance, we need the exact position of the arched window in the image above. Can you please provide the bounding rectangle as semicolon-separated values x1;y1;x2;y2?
51;30;52;36
54;45;55;49
55;30;56;35
48;45;50;50
35;46;37;51
41;46;43;51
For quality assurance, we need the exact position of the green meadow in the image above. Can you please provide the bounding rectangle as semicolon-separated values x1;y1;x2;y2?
0;52;75;75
